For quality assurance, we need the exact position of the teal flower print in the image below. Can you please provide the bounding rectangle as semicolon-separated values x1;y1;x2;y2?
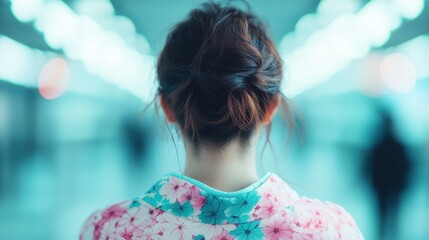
199;196;228;224
227;213;249;223
142;191;169;207
143;179;171;207
167;200;194;217
193;234;205;240
226;191;260;222
231;221;263;240
129;198;141;208
146;179;164;194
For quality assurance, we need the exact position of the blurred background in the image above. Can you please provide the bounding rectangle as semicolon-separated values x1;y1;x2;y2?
0;0;428;239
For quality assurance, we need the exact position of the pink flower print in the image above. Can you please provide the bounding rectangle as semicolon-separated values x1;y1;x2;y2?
159;213;198;240
134;224;165;240
262;190;273;200
178;185;206;213
263;217;293;240
191;194;206;210
160;177;189;202
91;202;128;239
269;176;278;183
102;203;128;221
338;222;363;240
93;221;103;240
290;211;322;235
196;223;235;239
287;198;339;237
86;210;102;226
99;220;117;240
150;225;167;240
133;217;154;234
80;210;102;240
262;179;299;206
291;231;313;240
213;229;234;240
326;201;351;224
147;206;164;221
118;208;145;227
116;224;135;240
257;180;298;209
324;201;364;239
258;185;276;203
130;225;145;240
255;198;281;218
178;186;197;204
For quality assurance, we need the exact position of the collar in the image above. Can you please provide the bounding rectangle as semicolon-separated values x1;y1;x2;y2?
142;172;299;224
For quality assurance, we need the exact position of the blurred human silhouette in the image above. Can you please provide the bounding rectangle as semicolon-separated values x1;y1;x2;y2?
365;110;411;240
122;116;149;164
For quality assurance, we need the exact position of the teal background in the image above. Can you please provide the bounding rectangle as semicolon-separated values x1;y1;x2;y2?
0;0;428;239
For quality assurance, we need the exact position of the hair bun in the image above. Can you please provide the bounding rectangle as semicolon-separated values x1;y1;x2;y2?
188;5;264;93
227;87;262;130
191;43;263;91
156;2;283;147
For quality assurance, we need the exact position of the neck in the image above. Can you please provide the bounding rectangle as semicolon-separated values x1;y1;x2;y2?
183;137;259;192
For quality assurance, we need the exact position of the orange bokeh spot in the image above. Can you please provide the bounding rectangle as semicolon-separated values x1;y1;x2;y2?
380;53;416;93
39;57;70;99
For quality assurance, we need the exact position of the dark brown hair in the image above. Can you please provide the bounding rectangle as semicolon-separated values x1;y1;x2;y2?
156;1;287;148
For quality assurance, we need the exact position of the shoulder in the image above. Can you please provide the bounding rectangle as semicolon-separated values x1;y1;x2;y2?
79;198;162;240
282;197;364;239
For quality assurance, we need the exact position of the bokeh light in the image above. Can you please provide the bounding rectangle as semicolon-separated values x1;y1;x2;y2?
380;53;417;93
38;57;70;99
10;0;44;22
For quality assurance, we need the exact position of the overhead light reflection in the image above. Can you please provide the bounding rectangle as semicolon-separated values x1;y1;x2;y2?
9;0;156;101
281;0;425;97
10;0;44;22
34;1;79;50
393;0;425;19
74;0;114;18
0;36;45;86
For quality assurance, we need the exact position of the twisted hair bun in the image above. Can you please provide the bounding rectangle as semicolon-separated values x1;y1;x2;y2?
157;2;283;147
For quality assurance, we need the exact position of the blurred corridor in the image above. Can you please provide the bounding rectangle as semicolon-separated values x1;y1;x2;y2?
0;0;428;239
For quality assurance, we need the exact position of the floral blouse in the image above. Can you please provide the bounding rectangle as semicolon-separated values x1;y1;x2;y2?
80;172;364;240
